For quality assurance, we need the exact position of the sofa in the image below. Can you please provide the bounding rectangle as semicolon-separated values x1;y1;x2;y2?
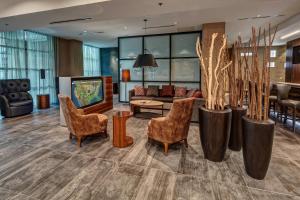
0;79;33;118
129;86;205;122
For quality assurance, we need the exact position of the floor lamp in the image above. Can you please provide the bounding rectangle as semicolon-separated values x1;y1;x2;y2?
122;69;131;102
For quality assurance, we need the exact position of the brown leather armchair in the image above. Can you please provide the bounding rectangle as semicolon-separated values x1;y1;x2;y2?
147;97;195;154
58;95;108;147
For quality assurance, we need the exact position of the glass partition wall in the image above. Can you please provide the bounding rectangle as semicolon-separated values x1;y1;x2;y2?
118;31;201;102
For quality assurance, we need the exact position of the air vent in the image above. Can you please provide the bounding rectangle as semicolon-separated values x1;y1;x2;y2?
252;15;271;19
50;17;92;25
143;24;176;30
238;17;249;21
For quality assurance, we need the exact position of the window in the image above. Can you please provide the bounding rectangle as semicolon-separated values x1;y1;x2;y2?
270;50;276;58
269;62;275;68
0;30;56;105
241;52;253;56
118;32;201;102
83;45;101;76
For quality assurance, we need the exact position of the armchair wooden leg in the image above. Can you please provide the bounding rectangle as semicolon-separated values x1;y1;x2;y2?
163;143;169;155
77;137;82;147
183;139;188;148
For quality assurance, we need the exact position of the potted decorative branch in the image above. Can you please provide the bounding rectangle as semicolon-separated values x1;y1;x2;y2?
242;25;277;180
196;33;232;162
228;36;247;151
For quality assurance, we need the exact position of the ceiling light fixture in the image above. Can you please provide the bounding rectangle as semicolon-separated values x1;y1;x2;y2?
49;17;92;25
280;30;300;40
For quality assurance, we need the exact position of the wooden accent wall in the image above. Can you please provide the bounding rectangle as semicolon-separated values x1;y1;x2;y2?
285;38;300;83
201;22;226;91
83;76;113;114
56;38;83;77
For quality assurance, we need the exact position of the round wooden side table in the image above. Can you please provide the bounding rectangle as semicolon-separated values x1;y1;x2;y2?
37;94;50;109
113;111;133;148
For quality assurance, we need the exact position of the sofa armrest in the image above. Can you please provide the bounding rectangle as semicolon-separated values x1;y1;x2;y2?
0;95;10;116
0;95;9;107
129;89;135;101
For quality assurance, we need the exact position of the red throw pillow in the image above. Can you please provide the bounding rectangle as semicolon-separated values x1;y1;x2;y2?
186;89;197;97
193;91;203;98
161;85;174;97
175;87;187;97
134;85;145;96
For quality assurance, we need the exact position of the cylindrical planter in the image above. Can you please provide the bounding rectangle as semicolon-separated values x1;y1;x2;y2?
228;106;247;151
199;106;232;162
242;116;275;180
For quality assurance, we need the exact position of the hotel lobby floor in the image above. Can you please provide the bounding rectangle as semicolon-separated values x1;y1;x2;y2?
0;104;299;200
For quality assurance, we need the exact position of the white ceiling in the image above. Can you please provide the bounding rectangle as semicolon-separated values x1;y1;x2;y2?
0;0;300;47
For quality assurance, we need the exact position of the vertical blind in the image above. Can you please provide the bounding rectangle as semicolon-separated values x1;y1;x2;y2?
0;30;56;105
83;45;101;76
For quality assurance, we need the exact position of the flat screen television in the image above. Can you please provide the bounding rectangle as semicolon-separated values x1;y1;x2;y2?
71;77;104;108
293;46;300;64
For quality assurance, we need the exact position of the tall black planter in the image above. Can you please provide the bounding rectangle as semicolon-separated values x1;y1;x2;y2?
242;116;275;180
199;106;232;162
228;107;247;151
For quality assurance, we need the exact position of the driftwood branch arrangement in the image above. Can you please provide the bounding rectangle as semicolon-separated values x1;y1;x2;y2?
229;36;247;108
196;33;232;110
244;25;277;121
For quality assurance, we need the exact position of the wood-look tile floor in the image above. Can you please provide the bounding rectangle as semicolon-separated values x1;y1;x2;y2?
0;103;300;200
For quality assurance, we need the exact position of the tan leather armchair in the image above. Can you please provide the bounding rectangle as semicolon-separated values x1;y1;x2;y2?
58;94;108;147
147;97;195;154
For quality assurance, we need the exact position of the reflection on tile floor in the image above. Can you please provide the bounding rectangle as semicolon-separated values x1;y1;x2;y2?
0;102;299;200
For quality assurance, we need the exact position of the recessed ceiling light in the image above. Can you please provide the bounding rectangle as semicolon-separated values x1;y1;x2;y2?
124;26;128;30
174;21;178;25
280;30;300;40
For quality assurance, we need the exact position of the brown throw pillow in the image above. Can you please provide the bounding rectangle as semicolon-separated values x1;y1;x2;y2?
193;91;203;98
161;85;174;97
186;89;197;97
175;87;187;97
146;85;159;96
134;85;145;96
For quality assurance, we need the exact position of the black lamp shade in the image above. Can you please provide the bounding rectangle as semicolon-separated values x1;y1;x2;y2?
133;54;158;68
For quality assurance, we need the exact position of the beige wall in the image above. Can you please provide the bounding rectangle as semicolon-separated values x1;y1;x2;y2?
269;45;286;83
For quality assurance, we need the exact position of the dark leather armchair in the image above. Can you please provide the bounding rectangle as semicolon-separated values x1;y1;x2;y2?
0;79;33;118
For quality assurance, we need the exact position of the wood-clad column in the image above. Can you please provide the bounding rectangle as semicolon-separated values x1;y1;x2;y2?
56;38;83;77
201;22;225;92
286;38;300;83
